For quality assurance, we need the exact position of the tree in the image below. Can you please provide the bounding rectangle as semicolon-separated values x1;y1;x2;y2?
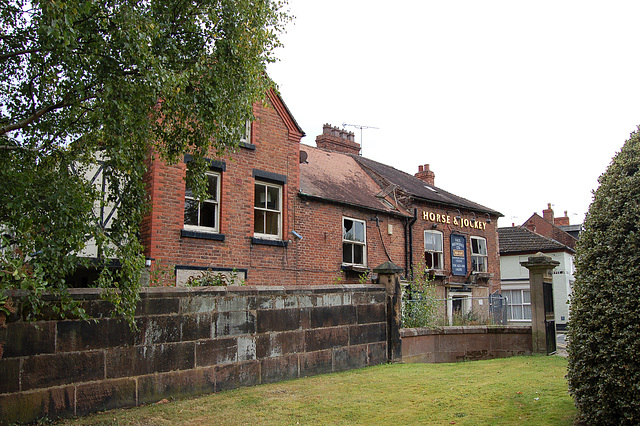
567;126;640;424
0;0;290;323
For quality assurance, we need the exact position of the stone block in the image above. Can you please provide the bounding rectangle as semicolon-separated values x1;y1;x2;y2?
310;305;356;329
56;318;134;352
135;297;180;316
299;349;333;377
237;336;256;361
180;313;213;342
256;308;300;333
367;342;388;366
305;327;349;352
261;354;299;384
76;378;137;417
356;303;386;324
402;334;435;358
21;351;104;391
349;323;386;346
136;315;182;345
196;337;238;367
0;358;20;394
334;345;367;372
218;296;250;313
255;330;304;359
215;360;260;392
180;296;217;314
0;321;55;358
106;342;195;378
0;386;74;425
216;311;256;337
138;368;216;405
352;291;386;305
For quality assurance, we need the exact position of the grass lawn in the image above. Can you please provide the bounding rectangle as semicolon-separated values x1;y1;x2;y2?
62;355;575;425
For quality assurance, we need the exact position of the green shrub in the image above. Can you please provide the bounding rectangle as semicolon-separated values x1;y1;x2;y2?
567;126;640;424
402;269;438;328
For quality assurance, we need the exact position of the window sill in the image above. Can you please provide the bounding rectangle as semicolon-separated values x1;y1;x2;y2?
251;237;288;247
427;268;447;277
341;264;369;274
181;229;225;241
239;141;256;150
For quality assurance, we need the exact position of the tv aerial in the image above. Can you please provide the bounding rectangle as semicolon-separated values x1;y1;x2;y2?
342;123;379;155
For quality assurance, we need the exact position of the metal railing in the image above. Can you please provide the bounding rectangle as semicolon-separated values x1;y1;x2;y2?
402;293;507;328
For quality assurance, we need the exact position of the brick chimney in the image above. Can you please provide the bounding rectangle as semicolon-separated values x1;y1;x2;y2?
315;124;360;155
554;210;570;226
415;164;435;186
542;203;554;223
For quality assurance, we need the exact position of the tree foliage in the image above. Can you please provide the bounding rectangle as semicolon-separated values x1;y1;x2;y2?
567;126;640;424
0;0;289;323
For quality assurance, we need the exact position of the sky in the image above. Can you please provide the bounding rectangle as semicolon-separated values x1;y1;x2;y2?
267;1;640;228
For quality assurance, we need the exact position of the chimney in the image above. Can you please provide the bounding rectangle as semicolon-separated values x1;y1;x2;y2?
315;124;361;155
415;164;435;186
554;210;570;227
542;203;554;223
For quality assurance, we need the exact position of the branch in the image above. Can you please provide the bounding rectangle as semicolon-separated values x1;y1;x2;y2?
0;48;40;62
0;92;96;137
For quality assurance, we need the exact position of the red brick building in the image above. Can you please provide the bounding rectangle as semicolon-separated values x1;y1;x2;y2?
141;93;503;302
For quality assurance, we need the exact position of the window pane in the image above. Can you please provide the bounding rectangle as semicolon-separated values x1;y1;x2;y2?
425;252;434;269
434;253;443;269
266;186;279;210
353;220;365;242
200;202;216;228
513;305;523;320
353;244;364;264
511;290;522;305
206;175;218;201
265;211;279;235
184;199;199;226
255;184;266;208
478;239;487;255
425;233;435;251
523;305;532;320
254;210;265;234
343;243;352;263
343;219;354;240
523;290;531;304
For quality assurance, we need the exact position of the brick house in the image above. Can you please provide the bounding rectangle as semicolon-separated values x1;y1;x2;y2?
141;92;503;308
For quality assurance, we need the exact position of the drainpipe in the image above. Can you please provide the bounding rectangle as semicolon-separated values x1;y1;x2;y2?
403;208;417;279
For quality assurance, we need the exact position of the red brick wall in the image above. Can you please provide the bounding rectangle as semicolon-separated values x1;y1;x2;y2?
293;197;407;284
142;91;303;285
409;204;501;295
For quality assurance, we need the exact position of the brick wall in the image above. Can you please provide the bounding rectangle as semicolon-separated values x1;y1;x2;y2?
142;91;304;286
0;285;387;425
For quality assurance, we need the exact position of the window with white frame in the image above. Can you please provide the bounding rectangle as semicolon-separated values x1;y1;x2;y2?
424;230;444;269
471;236;488;272
240;120;251;144
184;170;220;232
503;289;532;321
343;217;366;266
254;182;282;239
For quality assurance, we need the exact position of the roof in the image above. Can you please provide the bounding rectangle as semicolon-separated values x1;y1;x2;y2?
299;145;411;216
498;226;575;255
353;156;502;216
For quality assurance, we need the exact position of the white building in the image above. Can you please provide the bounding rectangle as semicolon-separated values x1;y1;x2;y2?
498;226;575;330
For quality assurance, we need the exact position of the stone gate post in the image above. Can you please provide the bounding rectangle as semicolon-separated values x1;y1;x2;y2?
373;261;404;362
520;252;560;354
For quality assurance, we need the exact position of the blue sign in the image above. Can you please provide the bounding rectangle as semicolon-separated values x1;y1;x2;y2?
450;234;467;276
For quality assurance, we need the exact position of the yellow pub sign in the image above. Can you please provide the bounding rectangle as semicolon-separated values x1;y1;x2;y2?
422;211;488;230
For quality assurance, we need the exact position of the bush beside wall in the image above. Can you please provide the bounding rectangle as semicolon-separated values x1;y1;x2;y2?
0;285;388;425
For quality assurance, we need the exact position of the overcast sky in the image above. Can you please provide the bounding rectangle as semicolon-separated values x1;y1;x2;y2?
267;1;640;228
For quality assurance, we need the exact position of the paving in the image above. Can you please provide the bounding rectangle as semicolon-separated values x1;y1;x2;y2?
556;333;568;357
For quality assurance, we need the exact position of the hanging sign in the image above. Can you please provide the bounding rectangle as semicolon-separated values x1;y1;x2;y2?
450;234;467;276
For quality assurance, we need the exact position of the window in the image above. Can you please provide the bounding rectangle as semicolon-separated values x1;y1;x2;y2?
184;170;220;232
471;236;488;272
254;182;282;239
424;230;444;269
503;289;532;321
343;217;366;266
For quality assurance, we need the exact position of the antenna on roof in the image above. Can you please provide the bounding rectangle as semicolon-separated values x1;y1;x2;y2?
342;123;379;156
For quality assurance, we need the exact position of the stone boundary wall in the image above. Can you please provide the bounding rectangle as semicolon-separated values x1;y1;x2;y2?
400;325;532;363
0;285;388;425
